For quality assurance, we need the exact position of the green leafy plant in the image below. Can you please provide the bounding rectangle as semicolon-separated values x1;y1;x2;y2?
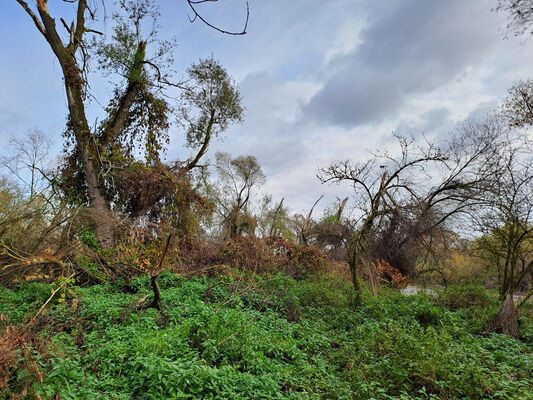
1;273;531;399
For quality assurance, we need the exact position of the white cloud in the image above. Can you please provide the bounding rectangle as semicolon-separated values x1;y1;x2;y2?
3;0;533;212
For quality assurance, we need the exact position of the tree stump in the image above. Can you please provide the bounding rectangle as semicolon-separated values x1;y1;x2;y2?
493;295;520;337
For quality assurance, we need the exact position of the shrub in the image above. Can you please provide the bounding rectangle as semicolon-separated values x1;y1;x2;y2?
198;236;332;279
437;282;494;310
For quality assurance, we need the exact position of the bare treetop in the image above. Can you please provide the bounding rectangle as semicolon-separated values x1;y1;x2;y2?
498;0;533;37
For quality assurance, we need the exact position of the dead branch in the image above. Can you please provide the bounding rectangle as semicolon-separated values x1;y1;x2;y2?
27;272;76;328
186;0;249;35
300;195;323;244
151;233;172;312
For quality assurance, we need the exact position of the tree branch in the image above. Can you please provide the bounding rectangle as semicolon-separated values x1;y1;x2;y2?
69;0;87;52
186;0;249;35
101;41;147;145
15;0;46;37
182;111;215;174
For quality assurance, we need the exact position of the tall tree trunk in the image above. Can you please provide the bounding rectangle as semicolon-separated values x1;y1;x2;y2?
64;68;116;248
348;243;362;306
17;0;117;248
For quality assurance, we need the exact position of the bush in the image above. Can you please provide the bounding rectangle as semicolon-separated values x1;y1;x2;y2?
436;282;494;310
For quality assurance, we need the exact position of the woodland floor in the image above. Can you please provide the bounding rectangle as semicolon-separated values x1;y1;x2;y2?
1;272;532;399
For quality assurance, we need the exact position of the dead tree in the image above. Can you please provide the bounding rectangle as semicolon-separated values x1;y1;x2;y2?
319;120;509;304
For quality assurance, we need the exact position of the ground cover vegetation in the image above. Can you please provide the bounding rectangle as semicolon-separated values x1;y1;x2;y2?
1;0;533;398
1;273;532;399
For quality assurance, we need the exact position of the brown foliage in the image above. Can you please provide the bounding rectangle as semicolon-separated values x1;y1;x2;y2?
174;237;224;276
218;236;275;274
0;193;79;287
171;236;331;279
373;259;410;289
265;236;329;278
113;163;213;234
0;325;45;397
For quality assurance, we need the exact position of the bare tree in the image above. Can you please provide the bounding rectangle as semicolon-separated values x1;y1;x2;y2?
476;153;533;336
215;152;265;238
498;0;533;37
1;129;53;199
501;79;533;128
319;119;508;303
319;135;448;303
476;157;533;299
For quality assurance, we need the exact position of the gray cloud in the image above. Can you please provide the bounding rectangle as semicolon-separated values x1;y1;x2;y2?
395;107;453;138
464;100;499;122
207;71;311;173
303;0;500;128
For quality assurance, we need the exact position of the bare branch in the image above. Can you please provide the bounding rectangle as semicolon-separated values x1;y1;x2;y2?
186;0;249;35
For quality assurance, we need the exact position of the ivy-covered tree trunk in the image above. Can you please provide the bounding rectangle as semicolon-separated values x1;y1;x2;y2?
67;97;116;248
76;136;116;249
17;1;242;249
25;0;114;248
17;0;149;248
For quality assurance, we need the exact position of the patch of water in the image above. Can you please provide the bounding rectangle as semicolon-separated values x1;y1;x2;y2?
400;285;437;296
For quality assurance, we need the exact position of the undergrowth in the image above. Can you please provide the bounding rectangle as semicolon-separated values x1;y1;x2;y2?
0;273;532;399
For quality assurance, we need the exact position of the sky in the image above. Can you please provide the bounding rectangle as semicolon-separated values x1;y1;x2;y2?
2;0;533;214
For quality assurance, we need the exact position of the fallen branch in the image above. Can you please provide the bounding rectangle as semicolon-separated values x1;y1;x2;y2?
27;272;76;328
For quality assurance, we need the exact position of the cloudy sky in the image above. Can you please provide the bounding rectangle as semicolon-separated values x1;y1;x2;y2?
2;0;533;213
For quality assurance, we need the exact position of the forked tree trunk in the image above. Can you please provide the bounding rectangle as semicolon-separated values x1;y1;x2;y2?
20;0;117;248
